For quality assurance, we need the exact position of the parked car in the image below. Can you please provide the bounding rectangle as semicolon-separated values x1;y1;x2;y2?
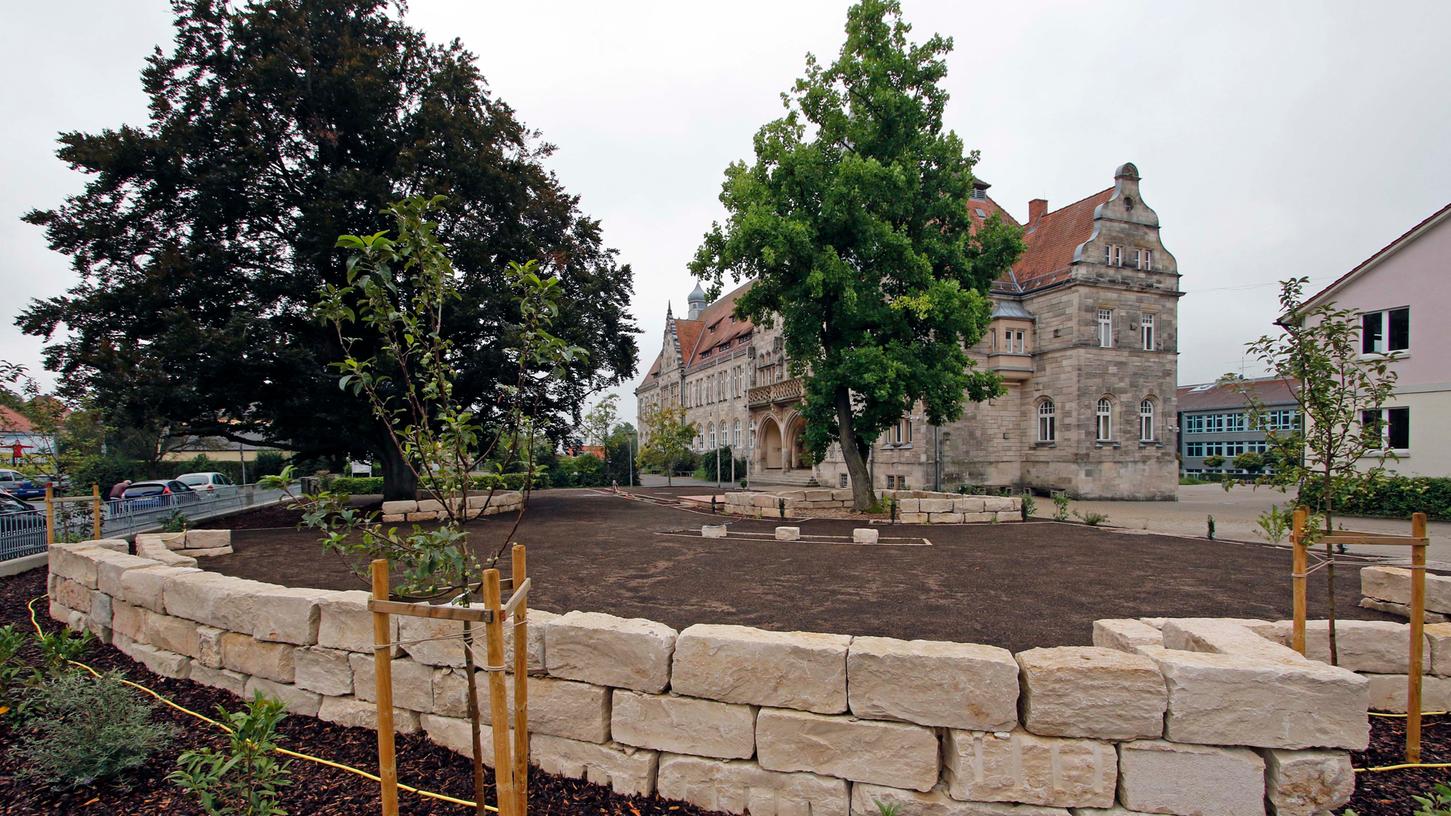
177;471;235;492
0;489;46;550
32;473;71;493
120;479;198;510
0;469;47;500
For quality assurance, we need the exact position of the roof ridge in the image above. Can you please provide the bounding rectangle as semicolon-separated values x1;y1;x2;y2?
1040;186;1115;220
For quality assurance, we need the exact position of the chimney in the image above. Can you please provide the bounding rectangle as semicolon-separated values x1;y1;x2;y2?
1028;199;1048;225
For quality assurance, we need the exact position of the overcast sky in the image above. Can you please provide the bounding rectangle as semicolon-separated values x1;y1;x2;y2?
4;1;1449;424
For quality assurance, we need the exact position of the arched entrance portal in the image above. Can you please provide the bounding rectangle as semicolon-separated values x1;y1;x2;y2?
759;418;783;470
784;414;809;470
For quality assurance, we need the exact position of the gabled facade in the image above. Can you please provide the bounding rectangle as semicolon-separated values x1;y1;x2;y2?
636;162;1182;499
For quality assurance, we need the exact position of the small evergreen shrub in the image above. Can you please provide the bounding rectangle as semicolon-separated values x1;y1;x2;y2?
17;671;173;789
170;693;292;816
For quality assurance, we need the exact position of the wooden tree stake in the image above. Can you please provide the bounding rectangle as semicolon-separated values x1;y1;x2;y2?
483;568;516;816
370;559;399;816
511;544;529;816
1291;506;1308;655
91;484;102;539
1408;512;1428;764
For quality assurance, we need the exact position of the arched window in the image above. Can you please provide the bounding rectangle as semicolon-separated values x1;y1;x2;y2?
733;419;740;447
1096;398;1113;442
707;422;716;449
1140;399;1156;442
1036;399;1056;443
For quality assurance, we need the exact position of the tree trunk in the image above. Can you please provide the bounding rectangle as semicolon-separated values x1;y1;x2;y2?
380;444;418;501
834;386;876;512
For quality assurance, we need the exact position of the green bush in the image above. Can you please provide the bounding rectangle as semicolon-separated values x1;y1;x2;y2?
170;693;292;815
17;671;174;789
1300;475;1451;522
328;476;384;495
550;454;607;488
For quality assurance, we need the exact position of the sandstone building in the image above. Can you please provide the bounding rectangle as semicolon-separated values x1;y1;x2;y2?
636;163;1181;499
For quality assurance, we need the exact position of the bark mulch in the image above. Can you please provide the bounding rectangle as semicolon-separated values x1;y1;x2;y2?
1349;713;1451;814
0;568;719;816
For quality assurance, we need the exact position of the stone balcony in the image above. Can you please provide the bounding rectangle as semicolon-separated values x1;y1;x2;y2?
986;352;1034;382
747;377;804;408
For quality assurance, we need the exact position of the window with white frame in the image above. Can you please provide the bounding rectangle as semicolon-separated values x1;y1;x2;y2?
732;419;740;447
1012;329;1026;353
1136;249;1154;271
1104;244;1123;267
1361;407;1410;450
707;423;715;449
1036;399;1056;442
890;415;912;446
1141;314;1155;350
1361;308;1410;355
1096;398;1113;442
1097;309;1113;348
1139;399;1156;441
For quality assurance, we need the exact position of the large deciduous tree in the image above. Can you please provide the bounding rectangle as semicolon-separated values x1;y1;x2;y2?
689;0;1023;510
19;0;637;499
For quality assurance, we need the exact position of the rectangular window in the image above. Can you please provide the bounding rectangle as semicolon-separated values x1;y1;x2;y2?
1363;407;1411;450
885;475;895;489
839;473;849;488
898;477;907;490
1138;249;1154;271
1097;309;1113;348
1013;330;1026;353
1141;314;1155;350
1187;443;1204;457
1362;308;1410;354
1104;245;1123;267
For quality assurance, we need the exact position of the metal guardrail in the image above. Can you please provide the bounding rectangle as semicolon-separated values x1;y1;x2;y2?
0;483;295;563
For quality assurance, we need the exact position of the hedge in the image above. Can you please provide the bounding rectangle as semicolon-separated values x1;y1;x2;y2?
325;472;551;496
1299;476;1451;522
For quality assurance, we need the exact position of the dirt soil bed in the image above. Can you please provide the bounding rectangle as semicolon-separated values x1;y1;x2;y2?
202;487;1390;652
0;568;721;816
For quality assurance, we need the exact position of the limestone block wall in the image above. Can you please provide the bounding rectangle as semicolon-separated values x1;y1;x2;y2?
723;489;1022;524
48;539;1369;816
379;490;523;524
1360;565;1451;622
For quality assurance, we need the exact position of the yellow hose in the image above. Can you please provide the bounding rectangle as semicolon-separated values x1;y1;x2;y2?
27;595;491;812
1369;710;1450;718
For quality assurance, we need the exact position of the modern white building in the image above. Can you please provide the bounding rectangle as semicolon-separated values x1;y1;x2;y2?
1302;201;1451;477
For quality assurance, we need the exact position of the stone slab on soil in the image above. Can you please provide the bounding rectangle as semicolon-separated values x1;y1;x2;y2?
1361;566;1451;613
612;690;753;759
1364;673;1451;713
672;624;850;713
319;696;421;734
1091;619;1164;653
848;635;1018;731
294;646;353;697
531;734;659;797
854;783;1072;815
1116;740;1265;816
1017;647;1166;740
756;707;938;791
942;729;1117;809
317;590;398;655
657;754;848;816
1263;748;1355;816
349;653;434;713
1272;618;1429;673
1161;618;1305;664
544;611;676;693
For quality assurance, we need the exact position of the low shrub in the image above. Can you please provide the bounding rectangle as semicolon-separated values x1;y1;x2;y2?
1074;510;1109;527
170;693;292;816
328;476;384;495
17;671;173;789
1300;475;1451;522
1052;493;1071;522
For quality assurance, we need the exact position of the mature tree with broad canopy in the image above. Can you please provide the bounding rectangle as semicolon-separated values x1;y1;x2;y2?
690;0;1023;510
20;0;637;499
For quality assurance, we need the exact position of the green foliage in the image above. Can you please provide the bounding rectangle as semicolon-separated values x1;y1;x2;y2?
1300;475;1451;522
1020;494;1037;519
694;447;747;482
1074;510;1109;527
36;628;92;675
1202;455;1226;469
1232;451;1265;473
689;0;1023;509
17;671;173;789
1256;504;1293;545
874;801;903;816
551;454;607;488
0;624;36;716
327;476;384;495
1415;783;1451;816
1052;493;1071;522
579;395;619;448
637;406;698;487
160;510;190;533
169;693;292;816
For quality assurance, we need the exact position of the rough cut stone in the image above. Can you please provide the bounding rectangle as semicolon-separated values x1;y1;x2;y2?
942;729;1116;809
1363;673;1451;713
672;624;849;713
1361;596;1448;623
544;611;676;693
121;641;192;680
1117;740;1264;816
110;600;145;642
1263;748;1355;816
53;577;92;612
221;632;296;682
1273;619;1429;673
350;653;433;712
775;527;801;541
295;646;354;696
317;590;397;655
163;572;274;632
1161;619;1305;664
854;782;1071;816
848;636;1018;730
319;696;421;734
1150;648;1369;750
251;586;331;645
1361;566;1451;613
189;664;248;697
612;690;753;758
396;607;551;671
118;565;200;613
532;734;658;796
473;675;611;743
1091;619;1164;653
658;754;849;816
1017;647;1166;740
48;543;104;588
757;708;938;791
84;538;130;553
197;625;224;668
95;551;164;598
183;529;231;550
853;528;879;544
420;713;506;763
1427;622;1451;675
145;611;203;658
702;524;728;538
381;499;418;514
245;677;322;716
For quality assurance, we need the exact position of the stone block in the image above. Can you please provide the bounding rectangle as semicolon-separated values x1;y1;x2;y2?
145;611;202;658
1117;740;1264;816
244;677;322;717
460;674;610;743
1363;673;1451;713
420;713;505;763
183;529;231;550
532;733;658;796
702;524;728;538
1017;647;1165;740
612;690;753;758
95;551;164;598
775;526;800;541
350;653;433;712
84;538;130;553
381;499;418;514
118;565;199;613
1161;619;1305;664
221;632;296;682
1091;619;1164;653
53;576;92;612
250;586;331;645
659;754;848;816
123;641;192;680
1150;649;1369;750
899;512;929;524
849;636;1018;730
756;708;938;791
404;511;436;522
1362;565;1451;613
1362;596;1448;622
962;512;997;523
831;488;854;502
953;498;986;513
155;531;188;551
1263;748;1354;816
1274;619;1429;673
111;600;145;641
984;497;1019;513
395;607;551;671
197;625;224;668
943;729;1116;808
415;498;444;513
295;646;353;696
929;512;965;524
381;513;406;523
49;543;104;588
164;571;274;632
317;590;398;655
88;592;113;636
672;624;849;713
186;546;233;558
320;696;421;733
854;783;1071;815
544;611;676;693
189;664;248;697
1427;622;1451;675
918;499;954;513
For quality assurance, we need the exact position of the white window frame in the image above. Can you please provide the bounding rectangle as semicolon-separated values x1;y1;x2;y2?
1361;406;1411;451
1141;314;1155;350
1137;248;1154;271
1096;398;1113;442
1097;309;1113;348
1104;244;1123;267
1361;307;1410;355
1139;399;1156;442
1036;399;1056;443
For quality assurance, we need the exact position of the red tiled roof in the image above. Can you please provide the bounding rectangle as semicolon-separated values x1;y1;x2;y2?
682;281;754;369
0;406;34;434
638;353;663;387
1008;188;1113;293
1303;200;1451;310
1176;377;1300;413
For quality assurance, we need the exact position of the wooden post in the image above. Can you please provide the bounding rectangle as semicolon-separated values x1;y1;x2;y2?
1291;506;1308;655
1408;512;1429;764
511;544;529;816
483;569;516;816
370;560;399;816
44;484;55;547
91;484;102;539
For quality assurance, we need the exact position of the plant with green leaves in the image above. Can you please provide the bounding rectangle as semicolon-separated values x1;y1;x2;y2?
1052;493;1071;522
0;624;36;716
1225;276;1401;665
36;627;92;675
18;670;173;789
161;509;189;533
1020;493;1037;519
169;693;292;816
689;0;1024;511
636;405;698;487
1256;503;1292;545
1074;510;1108;527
